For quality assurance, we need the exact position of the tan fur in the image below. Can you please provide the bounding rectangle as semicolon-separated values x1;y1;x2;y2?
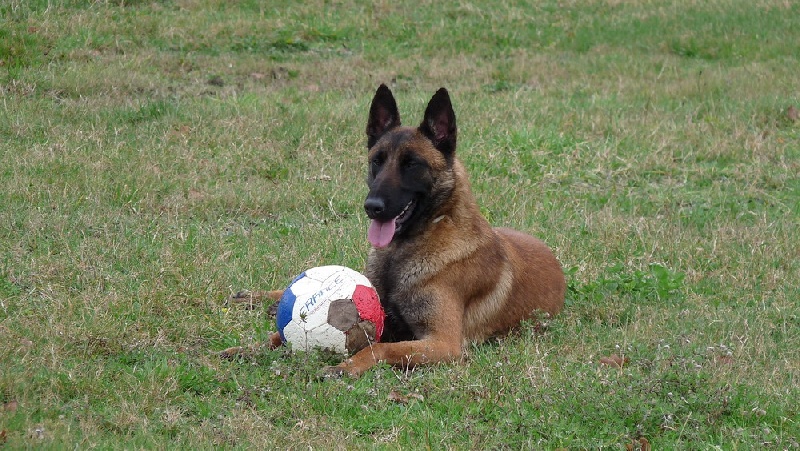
332;155;565;376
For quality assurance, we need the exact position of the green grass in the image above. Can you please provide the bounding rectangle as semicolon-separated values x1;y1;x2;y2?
1;0;798;448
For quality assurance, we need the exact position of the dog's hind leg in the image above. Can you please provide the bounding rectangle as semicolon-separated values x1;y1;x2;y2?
219;332;283;359
229;290;284;311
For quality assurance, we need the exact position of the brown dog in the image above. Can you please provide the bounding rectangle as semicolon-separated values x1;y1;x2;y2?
223;85;566;377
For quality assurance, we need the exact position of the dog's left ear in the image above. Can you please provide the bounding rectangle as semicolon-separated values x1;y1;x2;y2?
420;87;457;157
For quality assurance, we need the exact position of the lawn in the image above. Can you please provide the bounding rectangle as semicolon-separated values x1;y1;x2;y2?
1;0;798;448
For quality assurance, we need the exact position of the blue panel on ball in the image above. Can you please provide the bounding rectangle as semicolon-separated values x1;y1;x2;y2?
276;271;305;342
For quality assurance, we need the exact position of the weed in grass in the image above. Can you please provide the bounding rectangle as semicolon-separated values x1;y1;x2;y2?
570;262;686;306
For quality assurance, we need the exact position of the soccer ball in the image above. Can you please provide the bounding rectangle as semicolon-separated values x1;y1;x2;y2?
276;265;384;354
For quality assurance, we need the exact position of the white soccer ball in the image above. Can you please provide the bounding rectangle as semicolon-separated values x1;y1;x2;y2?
276;265;384;354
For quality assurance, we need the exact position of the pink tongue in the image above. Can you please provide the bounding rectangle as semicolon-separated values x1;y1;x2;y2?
368;219;396;248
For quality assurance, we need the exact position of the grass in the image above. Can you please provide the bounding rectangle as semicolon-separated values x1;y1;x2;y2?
1;0;798;448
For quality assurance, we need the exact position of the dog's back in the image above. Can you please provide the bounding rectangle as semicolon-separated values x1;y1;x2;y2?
493;227;566;316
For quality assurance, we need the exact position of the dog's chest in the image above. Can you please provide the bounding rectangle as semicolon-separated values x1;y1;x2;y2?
365;248;442;336
367;250;433;297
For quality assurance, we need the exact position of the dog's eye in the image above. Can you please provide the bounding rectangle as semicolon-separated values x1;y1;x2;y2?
370;156;383;170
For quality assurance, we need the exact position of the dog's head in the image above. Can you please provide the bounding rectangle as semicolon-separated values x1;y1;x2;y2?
364;84;458;248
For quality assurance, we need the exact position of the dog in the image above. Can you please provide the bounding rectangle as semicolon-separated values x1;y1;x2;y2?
222;85;566;377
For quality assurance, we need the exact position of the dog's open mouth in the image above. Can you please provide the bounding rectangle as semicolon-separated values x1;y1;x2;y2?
367;200;415;248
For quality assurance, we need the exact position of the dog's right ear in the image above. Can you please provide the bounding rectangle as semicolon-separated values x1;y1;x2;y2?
366;84;401;148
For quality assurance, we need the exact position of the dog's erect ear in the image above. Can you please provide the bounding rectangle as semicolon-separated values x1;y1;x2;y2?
420;87;457;157
366;84;401;148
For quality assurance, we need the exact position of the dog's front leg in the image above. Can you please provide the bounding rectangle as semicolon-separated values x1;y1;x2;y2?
322;337;462;378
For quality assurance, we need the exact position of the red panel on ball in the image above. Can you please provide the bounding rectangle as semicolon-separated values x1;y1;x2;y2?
353;284;384;341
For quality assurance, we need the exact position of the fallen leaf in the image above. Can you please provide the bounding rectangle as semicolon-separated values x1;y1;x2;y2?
715;355;734;365
625;437;650;451
0;429;7;444
786;105;798;122
387;390;423;404
3;400;17;412
599;354;629;368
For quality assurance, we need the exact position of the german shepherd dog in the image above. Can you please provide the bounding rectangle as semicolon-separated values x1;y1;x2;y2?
223;85;566;377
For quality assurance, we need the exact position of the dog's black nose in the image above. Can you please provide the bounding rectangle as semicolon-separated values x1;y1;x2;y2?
364;197;385;218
